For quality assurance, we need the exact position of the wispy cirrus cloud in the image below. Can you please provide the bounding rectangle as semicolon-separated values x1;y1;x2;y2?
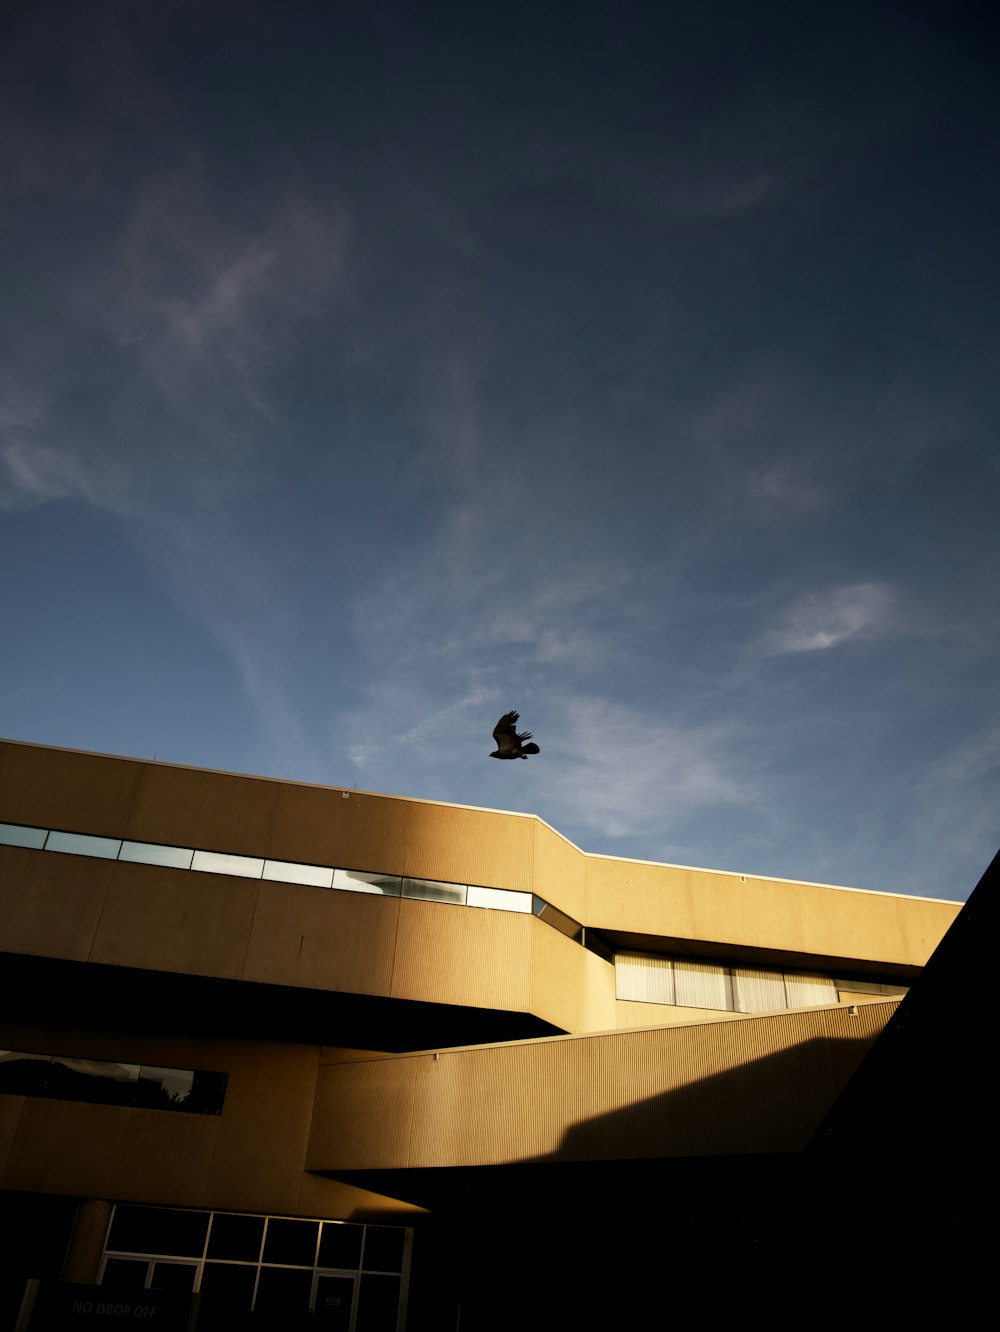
759;582;894;656
746;463;829;519
536;696;747;841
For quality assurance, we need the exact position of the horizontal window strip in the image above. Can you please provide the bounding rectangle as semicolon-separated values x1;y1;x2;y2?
0;820;539;924
0;1049;227;1114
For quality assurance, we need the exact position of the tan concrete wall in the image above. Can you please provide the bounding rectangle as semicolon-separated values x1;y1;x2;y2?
0;739;960;1021
0;1021;423;1222
308;1000;898;1171
585;856;959;969
532;821;586;923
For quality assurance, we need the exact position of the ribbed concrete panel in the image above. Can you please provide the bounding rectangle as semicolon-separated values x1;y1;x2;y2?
2;1099;130;1194
309;1001;899;1171
0;740;141;836
106;1109;219;1207
402;802;534;892
528;916;616;1034
586;855;958;969
127;764;279;858
0;845;112;961
390;899;532;1011
268;786;411;876
533;821;585;922
206;1043;321;1216
90;863;258;979
307;1055;417;1173
243;883;399;995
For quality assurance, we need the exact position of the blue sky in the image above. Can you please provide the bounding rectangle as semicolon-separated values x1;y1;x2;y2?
1;0;997;900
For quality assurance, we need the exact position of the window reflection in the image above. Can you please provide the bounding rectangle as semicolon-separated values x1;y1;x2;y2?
1;815;594;948
46;1056;140;1104
531;896;583;942
0;1051;52;1095
46;830;122;859
467;885;531;912
332;869;402;896
0;822;47;849
191;850;264;879
120;841;194;870
402;877;467;905
0;1049;226;1114
262;859;334;888
135;1066;195;1110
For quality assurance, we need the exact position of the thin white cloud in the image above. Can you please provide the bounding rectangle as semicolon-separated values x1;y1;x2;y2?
0;438;122;512
746;464;828;518
937;724;1000;783
537;697;747;840
760;583;893;655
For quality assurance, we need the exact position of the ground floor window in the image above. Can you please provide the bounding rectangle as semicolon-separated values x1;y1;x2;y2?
99;1204;409;1330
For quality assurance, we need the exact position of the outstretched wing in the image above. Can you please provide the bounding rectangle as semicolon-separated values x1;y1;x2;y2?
492;710;521;755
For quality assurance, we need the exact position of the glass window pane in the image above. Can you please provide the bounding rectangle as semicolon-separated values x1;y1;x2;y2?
531;897;583;943
150;1262;197;1293
732;967;787;1013
46;830;121;859
0;822;48;849
615;952;674;1004
331;869;402;897
46;1056;140;1105
135;1066;196;1111
207;1213;265;1262
184;1070;228;1115
0;1051;52;1095
198;1262;256;1314
262;859;334;888
119;841;194;870
466;885;532;912
401;877;467;905
263;1218;319;1267
784;972;837;1008
319;1223;363;1270
191;850;264;879
356;1273;401;1331
255;1266;312;1313
362;1227;404;1273
108;1206;209;1258
673;960;732;1011
102;1258;149;1288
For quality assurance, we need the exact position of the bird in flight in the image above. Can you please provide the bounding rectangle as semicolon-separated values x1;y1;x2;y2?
490;710;540;760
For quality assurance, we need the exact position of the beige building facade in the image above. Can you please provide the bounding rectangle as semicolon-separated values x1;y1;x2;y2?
0;738;962;1329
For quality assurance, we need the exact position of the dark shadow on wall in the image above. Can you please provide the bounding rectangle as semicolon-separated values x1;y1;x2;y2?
349;848;999;1329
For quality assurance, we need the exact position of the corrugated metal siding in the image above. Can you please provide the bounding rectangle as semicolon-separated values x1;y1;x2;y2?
533;822;586;923
126;766;280;859
242;884;400;995
391;899;532;1012
0;844;112;961
403;803;535;893
267;785;411;874
89;863;258;979
308;1057;417;1173
0;743;141;837
310;1001;900;1170
528;916;617;1035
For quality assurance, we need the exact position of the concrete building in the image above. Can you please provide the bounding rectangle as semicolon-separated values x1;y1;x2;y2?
0;738;967;1329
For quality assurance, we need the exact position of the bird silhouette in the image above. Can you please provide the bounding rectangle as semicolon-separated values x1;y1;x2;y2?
490;710;540;760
